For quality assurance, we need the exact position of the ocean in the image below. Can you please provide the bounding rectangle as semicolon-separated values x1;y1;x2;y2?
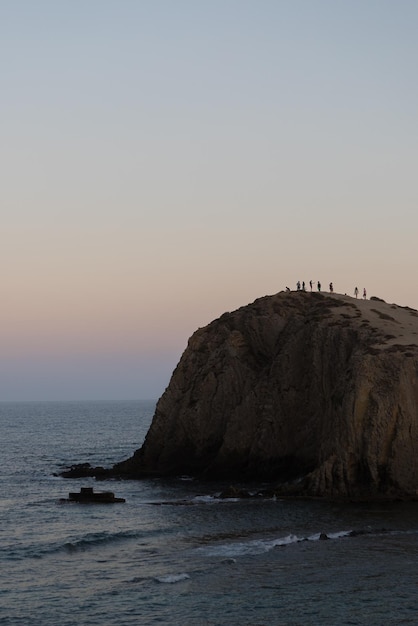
1;400;418;626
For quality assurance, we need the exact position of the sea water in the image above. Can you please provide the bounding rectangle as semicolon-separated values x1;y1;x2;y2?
1;400;418;625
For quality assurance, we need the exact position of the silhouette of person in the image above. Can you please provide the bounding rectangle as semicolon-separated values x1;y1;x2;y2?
297;281;301;291
354;287;359;298
317;281;321;292
329;282;333;293
363;288;367;299
309;280;313;292
302;281;306;291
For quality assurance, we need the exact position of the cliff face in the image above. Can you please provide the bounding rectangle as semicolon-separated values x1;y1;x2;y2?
115;291;418;499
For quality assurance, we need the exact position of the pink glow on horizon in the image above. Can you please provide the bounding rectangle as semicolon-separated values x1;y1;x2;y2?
1;2;417;399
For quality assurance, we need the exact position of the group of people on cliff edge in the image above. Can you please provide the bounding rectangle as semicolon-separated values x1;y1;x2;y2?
289;282;367;299
294;280;327;293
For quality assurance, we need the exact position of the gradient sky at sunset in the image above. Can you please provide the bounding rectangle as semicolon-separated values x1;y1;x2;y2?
2;1;418;400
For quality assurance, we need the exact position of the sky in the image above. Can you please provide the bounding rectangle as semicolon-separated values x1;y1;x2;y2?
1;0;417;400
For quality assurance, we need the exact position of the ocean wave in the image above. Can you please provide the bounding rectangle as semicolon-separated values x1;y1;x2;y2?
62;529;141;553
196;533;300;557
195;527;397;558
154;573;190;584
306;530;352;541
3;529;145;561
146;495;240;505
144;491;276;506
191;494;219;504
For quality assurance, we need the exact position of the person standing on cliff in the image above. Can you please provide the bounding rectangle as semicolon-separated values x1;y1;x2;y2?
317;281;321;292
354;287;359;298
363;288;367;299
329;282;333;293
310;280;313;292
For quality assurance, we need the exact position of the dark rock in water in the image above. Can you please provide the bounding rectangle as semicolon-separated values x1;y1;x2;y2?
58;463;110;479
65;291;418;500
319;533;329;540
60;487;125;504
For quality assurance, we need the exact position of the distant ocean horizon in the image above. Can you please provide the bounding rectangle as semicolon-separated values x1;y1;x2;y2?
2;400;418;625
0;397;159;403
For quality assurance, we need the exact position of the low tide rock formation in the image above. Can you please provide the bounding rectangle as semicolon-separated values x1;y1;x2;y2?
68;291;418;499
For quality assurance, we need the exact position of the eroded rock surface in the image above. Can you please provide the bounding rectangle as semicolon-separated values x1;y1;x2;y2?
76;291;418;499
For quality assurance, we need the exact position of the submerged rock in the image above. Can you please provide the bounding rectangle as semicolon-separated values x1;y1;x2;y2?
65;291;418;499
58;463;109;479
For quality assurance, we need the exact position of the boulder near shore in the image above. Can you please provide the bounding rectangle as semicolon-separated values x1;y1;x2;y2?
64;291;418;499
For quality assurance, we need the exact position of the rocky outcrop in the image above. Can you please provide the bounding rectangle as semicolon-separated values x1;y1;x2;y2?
115;291;418;498
67;291;418;499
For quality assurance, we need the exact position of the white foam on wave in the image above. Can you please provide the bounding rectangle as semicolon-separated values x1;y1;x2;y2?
154;573;190;584
307;530;352;541
197;529;358;558
191;494;247;504
328;530;352;539
197;534;300;558
191;495;218;504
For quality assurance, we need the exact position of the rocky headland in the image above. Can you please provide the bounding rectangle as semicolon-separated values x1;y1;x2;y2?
63;291;418;500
